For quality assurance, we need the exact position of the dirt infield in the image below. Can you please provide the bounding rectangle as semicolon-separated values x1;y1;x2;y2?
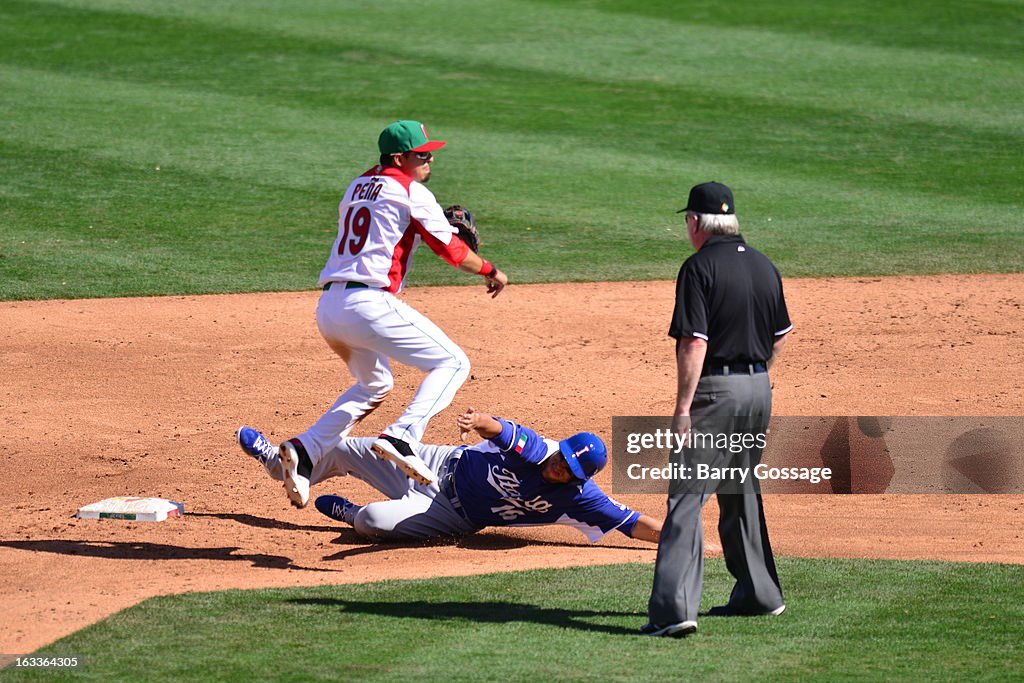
2;275;1022;654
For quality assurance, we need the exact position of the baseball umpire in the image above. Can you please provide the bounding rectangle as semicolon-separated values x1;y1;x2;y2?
643;182;793;638
250;120;509;510
236;408;663;544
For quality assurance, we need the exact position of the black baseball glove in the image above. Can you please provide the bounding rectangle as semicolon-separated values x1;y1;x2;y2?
444;205;481;253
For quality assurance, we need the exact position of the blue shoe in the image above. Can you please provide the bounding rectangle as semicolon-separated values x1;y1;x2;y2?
315;494;360;525
236;426;278;465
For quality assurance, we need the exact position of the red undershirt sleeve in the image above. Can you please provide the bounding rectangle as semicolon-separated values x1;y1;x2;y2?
414;221;471;267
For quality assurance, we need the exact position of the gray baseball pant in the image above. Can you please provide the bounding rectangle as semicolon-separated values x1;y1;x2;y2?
648;373;784;624
260;436;480;540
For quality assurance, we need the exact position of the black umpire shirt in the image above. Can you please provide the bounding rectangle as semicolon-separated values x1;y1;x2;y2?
669;234;792;371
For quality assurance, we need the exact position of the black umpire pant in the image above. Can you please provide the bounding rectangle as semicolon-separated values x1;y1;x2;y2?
648;372;784;625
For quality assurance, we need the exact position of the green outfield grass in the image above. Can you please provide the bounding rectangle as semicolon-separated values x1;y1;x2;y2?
3;558;1022;681
1;0;1022;300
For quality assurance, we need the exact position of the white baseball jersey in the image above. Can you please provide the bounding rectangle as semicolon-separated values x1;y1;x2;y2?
318;165;466;294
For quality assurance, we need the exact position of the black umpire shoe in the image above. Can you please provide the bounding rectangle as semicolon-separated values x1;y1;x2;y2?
707;604;786;617
640;621;698;638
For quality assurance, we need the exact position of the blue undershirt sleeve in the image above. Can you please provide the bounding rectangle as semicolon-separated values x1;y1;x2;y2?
488;418;517;451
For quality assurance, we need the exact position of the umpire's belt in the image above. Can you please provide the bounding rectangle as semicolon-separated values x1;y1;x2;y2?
703;362;767;377
322;281;371;291
439;449;485;530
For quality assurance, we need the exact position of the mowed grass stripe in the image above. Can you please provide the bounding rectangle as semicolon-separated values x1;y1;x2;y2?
1;65;1020;300
4;559;1023;681
3;1;1020;215
1;2;1022;299
539;0;1023;62
2;19;1021;216
23;0;1023;132
2;66;1020;297
0;143;334;299
4;62;1020;213
0;66;377;192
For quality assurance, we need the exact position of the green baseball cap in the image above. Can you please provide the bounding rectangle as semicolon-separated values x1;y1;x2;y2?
378;120;447;155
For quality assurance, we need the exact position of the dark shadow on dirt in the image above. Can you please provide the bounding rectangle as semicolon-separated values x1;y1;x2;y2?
190;511;340;533
0;539;338;572
319;529;656;561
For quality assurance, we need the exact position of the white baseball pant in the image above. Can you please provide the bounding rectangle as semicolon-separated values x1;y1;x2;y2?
295;285;470;463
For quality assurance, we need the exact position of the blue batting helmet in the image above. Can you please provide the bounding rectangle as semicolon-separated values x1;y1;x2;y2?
558;432;608;481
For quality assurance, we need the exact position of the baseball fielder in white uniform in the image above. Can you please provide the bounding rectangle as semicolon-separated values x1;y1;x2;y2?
253;120;509;509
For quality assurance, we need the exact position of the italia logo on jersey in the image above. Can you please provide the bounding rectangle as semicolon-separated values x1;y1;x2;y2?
486;465;553;520
514;432;528;453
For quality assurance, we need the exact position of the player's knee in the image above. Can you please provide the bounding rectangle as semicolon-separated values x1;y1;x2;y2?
446;347;470;376
367;376;394;401
359;373;393;403
352;504;396;537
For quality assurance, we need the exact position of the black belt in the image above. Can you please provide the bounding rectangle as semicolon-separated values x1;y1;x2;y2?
703;362;767;377
439;450;484;530
323;281;370;291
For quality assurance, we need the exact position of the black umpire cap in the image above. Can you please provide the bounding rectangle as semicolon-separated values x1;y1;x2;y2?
677;181;735;215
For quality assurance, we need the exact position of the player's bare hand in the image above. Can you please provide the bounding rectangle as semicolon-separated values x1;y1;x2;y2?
457;407;503;440
486;269;508;298
457;406;479;441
